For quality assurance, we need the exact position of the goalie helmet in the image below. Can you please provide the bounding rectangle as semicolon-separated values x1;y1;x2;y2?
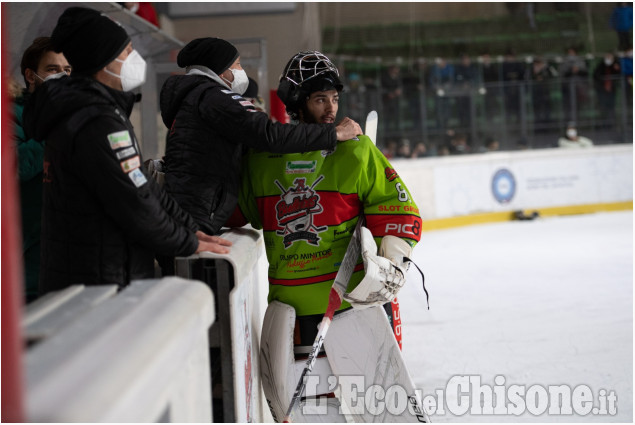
277;51;343;118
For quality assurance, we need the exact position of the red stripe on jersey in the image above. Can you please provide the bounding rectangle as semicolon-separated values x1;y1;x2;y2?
365;214;422;242
269;263;364;286
391;297;403;350
257;192;360;231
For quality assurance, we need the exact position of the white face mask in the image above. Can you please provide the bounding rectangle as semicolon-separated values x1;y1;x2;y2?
222;68;249;95
35;71;68;82
104;49;147;91
566;129;577;139
604;58;613;66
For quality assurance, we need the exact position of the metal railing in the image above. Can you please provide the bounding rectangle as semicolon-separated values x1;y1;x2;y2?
336;55;633;154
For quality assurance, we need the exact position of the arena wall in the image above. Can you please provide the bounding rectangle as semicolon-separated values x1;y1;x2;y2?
391;144;633;231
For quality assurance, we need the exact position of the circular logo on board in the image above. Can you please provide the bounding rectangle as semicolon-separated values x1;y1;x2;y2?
492;168;516;204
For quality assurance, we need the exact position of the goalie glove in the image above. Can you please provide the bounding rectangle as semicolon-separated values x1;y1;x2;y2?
343;226;413;309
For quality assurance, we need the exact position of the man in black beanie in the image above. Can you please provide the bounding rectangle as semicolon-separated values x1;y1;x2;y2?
160;37;362;237
23;7;232;296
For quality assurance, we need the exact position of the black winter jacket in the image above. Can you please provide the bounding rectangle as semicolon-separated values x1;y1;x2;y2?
23;76;199;294
160;74;338;235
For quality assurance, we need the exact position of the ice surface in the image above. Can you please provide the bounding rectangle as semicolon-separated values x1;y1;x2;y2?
400;211;633;422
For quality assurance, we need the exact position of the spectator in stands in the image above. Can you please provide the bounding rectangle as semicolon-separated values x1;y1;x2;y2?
437;143;451;156
382;139;398;159
396;138;412;158
593;52;622;127
23;7;233;296
516;138;530;150
610;3;633;52
402;60;426;131
243;77;266;113
455;53;477;130
620;44;633;108
478;136;500;153
501;48;525;123
479;52;501;117
344;72;366;125
159;39;361;237
560;46;589;122
410;141;428;158
119;2;160;27
381;64;403;135
428;57;455;130
362;75;381;115
13;37;71;303
530;57;558;130
558;123;593;148
449;132;470;155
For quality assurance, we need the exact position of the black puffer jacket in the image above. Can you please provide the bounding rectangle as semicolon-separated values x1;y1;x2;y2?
24;76;199;294
160;74;337;235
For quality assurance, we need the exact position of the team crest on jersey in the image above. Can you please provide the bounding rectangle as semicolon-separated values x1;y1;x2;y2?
274;176;327;248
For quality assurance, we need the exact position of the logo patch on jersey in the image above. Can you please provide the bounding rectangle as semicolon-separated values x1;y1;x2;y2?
120;155;141;173
232;95;242;99
240;100;254;107
221;89;234;94
385;167;399;182
274;176;328;248
128;168;147;188
115;146;137;160
321;145;336;157
107;130;132;149
286;160;317;174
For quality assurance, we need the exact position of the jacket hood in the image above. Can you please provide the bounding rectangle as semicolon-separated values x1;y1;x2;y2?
160;74;219;128
23;76;134;142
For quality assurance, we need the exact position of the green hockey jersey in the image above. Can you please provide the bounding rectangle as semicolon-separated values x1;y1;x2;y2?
238;135;422;316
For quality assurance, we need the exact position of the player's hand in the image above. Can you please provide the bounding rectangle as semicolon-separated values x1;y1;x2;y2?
335;117;362;141
195;230;232;254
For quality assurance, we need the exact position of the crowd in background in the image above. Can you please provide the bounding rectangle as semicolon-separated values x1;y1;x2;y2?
335;44;633;158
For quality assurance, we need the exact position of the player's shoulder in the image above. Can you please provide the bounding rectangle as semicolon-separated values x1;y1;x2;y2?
338;134;375;154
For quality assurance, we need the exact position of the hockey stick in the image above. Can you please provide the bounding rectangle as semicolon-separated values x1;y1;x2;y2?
282;218;364;423
364;110;378;145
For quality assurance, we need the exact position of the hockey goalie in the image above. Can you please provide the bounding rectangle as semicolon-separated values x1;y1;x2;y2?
231;51;428;422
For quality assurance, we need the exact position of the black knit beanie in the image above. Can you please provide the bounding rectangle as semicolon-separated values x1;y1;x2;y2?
177;37;239;75
51;7;130;75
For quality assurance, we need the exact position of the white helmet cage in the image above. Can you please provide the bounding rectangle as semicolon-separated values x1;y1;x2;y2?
281;51;340;86
277;51;343;118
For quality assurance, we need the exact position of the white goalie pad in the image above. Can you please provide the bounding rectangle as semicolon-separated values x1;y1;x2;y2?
343;227;411;309
260;301;346;423
324;306;429;423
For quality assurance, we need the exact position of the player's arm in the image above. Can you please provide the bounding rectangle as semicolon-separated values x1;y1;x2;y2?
74;119;199;257
344;141;422;308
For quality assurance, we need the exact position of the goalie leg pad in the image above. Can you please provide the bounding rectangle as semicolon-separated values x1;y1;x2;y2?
324;306;429;423
260;301;296;423
260;301;346;423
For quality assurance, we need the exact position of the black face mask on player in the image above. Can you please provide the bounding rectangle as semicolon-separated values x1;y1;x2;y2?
277;51;343;120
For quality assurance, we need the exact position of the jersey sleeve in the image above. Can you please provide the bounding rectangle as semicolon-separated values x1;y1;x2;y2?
358;139;422;246
72;118;199;256
237;151;263;230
